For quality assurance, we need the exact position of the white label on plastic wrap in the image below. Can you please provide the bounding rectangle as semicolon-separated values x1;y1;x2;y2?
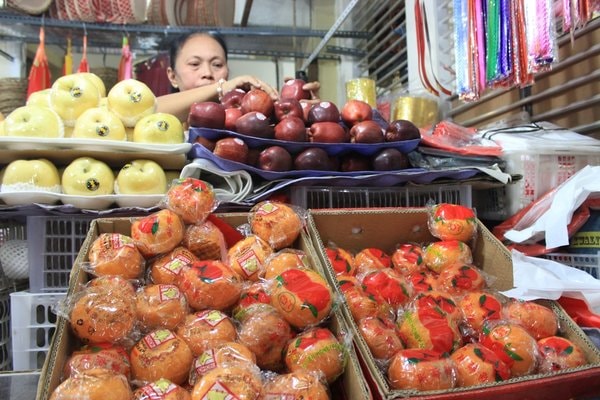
162;258;187;275
237;250;260;277
256;202;279;215
201;382;240;400
143;329;176;349
197;310;227;327
193;349;217;375
140;378;177;396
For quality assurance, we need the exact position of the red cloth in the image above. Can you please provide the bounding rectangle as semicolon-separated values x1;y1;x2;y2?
27;27;51;98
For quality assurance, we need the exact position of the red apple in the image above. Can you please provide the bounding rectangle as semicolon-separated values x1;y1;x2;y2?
371;148;410;171
385;119;421;142
350;120;384;143
273;98;304;122
194;136;216;151
274;116;307;142
294;148;332;171
188;101;226;129
257;146;293;172
341;99;373;127
340;153;371;172
224;107;243;131
307;101;340;124
235;111;274;138
220;88;246;109
308;122;349;143
213;137;249;163
241;89;274;117
280;79;310;101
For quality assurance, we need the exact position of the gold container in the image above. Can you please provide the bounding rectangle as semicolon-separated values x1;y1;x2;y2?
392;96;439;128
345;78;376;108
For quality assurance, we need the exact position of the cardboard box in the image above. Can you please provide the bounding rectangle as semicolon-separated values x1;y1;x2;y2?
35;214;372;400
307;208;600;400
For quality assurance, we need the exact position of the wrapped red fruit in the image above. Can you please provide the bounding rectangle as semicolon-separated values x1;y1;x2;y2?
135;284;188;332
458;290;504;335
388;349;457;391
437;263;487;296
133;378;191;400
49;369;132;400
398;296;463;354
428;203;477;243
236;303;294;371
227;235;273;282
480;321;540;377
86;275;136;298
165;177;217;224
69;283;136;345
407;270;439;294
450;343;510;387
191;363;263;400
264;249;311;281
149;246;198;285
354;247;392;275
63;343;131;379
87;233;145;279
325;246;356;276
413;290;462;323
422;240;473;274
264;371;330;400
360;268;412;311
130;329;193;386
284;327;347;384
391;243;425;275
188;342;256;386
341;279;394;322
503;299;559;340
537;336;587;373
177;260;242;311
232;281;271;320
131;209;185;258
176;310;237;356
249;200;304;250
270;268;333;329
358;316;404;360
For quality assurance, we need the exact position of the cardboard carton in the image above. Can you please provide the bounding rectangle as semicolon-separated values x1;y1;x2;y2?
308;208;600;400
36;214;372;400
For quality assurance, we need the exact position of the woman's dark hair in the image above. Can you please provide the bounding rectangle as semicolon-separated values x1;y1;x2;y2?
168;31;228;70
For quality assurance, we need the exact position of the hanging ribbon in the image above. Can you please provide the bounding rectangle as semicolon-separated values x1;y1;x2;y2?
453;0;472;100
523;0;556;74
118;35;133;81
62;37;73;76
77;31;90;73
27;26;51;98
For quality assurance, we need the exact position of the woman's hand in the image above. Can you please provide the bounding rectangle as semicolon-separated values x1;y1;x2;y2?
223;75;279;101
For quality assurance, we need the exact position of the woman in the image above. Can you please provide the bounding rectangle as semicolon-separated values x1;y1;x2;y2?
157;32;320;122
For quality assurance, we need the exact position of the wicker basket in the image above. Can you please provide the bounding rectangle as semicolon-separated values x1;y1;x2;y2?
0;78;28;116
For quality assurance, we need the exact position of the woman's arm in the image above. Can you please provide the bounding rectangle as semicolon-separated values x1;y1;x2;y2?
156;75;279;122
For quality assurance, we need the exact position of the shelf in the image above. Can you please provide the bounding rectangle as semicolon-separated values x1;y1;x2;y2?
0;10;369;59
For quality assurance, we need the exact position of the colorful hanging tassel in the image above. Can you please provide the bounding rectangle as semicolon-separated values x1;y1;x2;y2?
62;37;73;76
523;0;557;74
27;27;51;98
118;36;133;81
77;33;90;73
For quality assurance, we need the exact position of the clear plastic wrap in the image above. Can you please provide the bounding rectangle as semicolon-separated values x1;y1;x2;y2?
391;243;425;276
148;246;198;285
135;284;189;332
537;336;588;373
190;363;263;400
248;200;307;251
354;247;393;276
130;329;193;387
188;342;257;387
175;310;237;357
325;246;356;277
182;219;227;261
479;320;540;377
132;378;190;400
235;303;294;372
176;260;242;311
358;268;412;312
270;267;334;330
49;369;132;400
388;349;457;391
163;177;218;225
264;248;311;281
357;316;404;361
86;233;145;279
427;202;478;244
436;263;489;296
284;327;347;384
502;299;560;340
130;209;185;258
339;277;394;322
457;289;504;338
263;370;330;400
63;343;131;381
226;234;273;282
422;240;473;274
450;343;510;387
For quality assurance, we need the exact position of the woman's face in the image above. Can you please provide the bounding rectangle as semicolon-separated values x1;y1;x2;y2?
168;34;229;92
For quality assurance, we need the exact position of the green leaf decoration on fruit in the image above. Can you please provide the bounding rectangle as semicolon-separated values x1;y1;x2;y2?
504;344;524;361
302;301;318;318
